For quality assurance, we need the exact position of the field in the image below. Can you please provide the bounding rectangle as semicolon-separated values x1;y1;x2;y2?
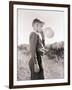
17;42;64;80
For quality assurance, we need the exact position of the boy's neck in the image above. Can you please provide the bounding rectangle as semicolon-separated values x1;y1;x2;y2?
33;30;43;33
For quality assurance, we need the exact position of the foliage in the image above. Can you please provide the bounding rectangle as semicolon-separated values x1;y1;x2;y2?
45;41;64;60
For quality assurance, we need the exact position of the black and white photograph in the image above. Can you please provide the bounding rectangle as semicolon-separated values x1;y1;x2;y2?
17;7;64;81
9;1;70;88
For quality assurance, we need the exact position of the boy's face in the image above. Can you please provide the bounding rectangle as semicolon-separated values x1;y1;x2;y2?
37;23;43;32
33;23;38;31
33;22;43;32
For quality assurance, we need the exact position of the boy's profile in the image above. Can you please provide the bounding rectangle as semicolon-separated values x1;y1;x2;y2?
29;18;45;80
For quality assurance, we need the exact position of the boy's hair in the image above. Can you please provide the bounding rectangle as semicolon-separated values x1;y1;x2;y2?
32;18;44;26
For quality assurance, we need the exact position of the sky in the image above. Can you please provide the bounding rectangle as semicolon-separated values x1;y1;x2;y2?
17;8;65;45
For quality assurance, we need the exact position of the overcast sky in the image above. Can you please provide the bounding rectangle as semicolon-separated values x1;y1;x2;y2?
17;9;65;45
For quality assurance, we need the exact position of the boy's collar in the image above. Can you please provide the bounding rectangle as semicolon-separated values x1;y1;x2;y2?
32;30;39;34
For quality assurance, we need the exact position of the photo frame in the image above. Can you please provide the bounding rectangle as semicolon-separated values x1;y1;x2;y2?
9;1;70;89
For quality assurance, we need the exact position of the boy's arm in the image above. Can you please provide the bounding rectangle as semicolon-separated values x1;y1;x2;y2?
29;32;37;62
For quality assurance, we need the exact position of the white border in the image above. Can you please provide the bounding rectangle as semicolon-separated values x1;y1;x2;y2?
13;4;68;86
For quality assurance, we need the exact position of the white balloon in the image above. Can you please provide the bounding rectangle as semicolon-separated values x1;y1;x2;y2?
44;27;54;38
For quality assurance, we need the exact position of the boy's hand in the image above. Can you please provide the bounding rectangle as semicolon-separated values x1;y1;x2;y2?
34;63;40;73
39;47;48;55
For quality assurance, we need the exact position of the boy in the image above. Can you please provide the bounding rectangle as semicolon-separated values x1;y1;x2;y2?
29;18;45;80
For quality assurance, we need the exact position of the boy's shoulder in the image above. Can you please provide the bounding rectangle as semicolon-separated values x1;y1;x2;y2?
30;31;38;38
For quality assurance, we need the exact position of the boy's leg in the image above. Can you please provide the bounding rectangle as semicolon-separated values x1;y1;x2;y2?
29;58;34;80
37;52;43;71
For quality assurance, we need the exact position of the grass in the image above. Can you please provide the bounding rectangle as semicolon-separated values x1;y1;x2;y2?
17;43;64;80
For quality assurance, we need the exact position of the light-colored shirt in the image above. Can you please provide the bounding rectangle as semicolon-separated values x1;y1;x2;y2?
32;31;42;41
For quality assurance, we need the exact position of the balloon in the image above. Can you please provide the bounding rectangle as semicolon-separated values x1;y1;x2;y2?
44;27;54;38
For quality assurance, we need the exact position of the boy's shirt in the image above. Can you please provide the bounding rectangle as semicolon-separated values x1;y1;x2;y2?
29;30;45;59
32;30;42;41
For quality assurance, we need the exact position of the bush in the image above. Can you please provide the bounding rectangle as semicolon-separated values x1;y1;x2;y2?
45;41;64;60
